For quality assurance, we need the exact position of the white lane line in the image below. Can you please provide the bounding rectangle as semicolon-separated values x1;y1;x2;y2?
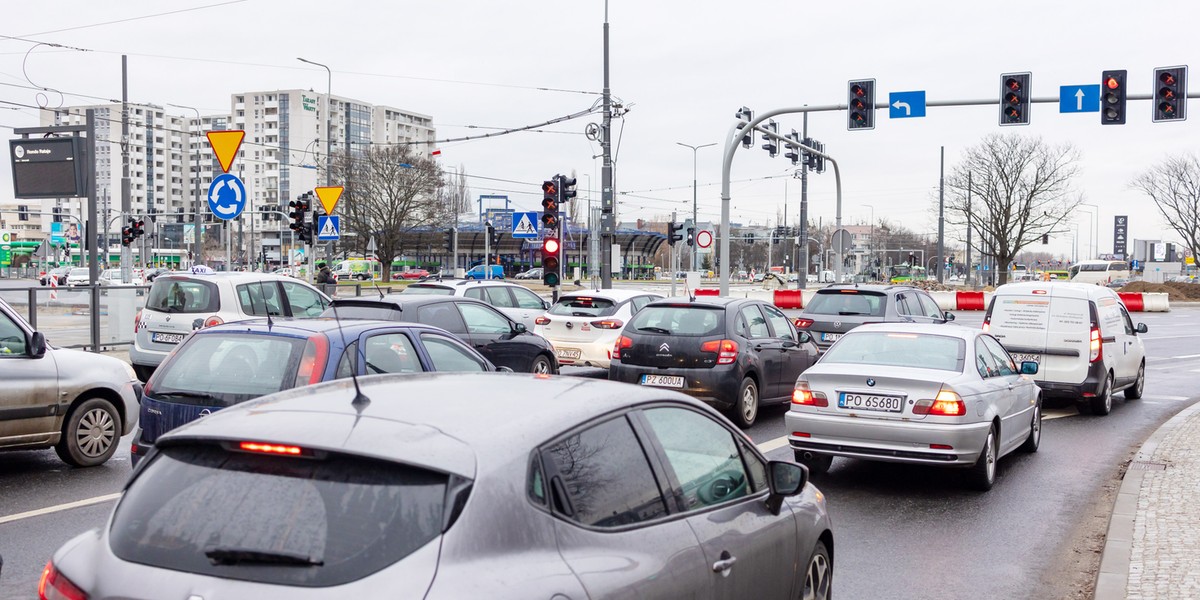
0;492;121;526
1043;408;1077;421
757;436;790;453
1173;354;1200;359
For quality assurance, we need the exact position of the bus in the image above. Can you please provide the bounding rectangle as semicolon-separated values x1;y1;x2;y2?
887;264;927;284
1067;260;1131;285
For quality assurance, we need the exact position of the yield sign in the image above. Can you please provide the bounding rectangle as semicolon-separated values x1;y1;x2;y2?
315;186;344;215
206;130;245;174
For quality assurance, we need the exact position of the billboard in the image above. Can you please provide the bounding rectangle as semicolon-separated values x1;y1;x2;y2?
1113;216;1128;259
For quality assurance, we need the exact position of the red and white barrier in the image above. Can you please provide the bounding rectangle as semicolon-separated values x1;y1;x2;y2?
693;288;1169;312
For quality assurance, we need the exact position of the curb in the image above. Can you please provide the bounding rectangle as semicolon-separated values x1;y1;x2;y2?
1093;399;1200;600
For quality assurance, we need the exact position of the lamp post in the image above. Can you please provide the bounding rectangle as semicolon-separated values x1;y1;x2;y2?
298;57;331;280
863;204;875;278
166;103;203;266
676;141;715;271
1079;203;1099;259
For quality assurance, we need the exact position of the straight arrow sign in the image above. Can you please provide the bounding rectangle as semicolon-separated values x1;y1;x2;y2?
1059;85;1100;113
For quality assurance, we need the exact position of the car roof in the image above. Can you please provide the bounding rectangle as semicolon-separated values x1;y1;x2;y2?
993;281;1118;300
159;373;697;478
817;283;914;293
153;272;297;284
559;288;658;301
193;317;439;338
644;295;746;308
848;321;976;340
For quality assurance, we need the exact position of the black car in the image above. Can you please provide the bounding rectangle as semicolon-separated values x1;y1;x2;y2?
793;284;955;353
609;297;819;428
325;295;558;374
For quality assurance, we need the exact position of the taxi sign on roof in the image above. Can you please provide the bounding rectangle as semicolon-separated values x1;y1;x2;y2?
206;130;245;174
315;186;344;215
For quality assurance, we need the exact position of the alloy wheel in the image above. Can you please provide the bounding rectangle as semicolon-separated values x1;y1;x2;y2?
802;546;831;600
76;407;116;458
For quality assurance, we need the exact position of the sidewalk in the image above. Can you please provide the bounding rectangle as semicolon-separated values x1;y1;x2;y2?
1095;400;1200;599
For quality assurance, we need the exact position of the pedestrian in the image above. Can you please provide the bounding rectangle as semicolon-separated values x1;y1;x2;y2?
315;262;335;285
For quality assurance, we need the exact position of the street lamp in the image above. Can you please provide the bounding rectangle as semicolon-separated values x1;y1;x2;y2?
166;103;203;266
676;141;716;271
1078;203;1099;259
863;204;875;278
298;57;332;280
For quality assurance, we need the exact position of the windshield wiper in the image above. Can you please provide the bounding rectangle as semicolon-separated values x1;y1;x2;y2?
205;547;323;567
838;311;870;316
151;391;221;402
637;326;671;334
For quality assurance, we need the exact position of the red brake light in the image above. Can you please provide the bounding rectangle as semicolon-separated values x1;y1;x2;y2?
535;316;551;326
203;315;224;328
39;561;87;600
982;316;990;333
133;309;142;334
590;319;624;330
1090;324;1102;362
792;380;828;407
612;335;633;359
700;339;738;364
913;388;966;416
296;336;329;384
793;318;814;328
239;441;304;456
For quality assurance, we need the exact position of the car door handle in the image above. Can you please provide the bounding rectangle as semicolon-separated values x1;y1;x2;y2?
712;553;737;573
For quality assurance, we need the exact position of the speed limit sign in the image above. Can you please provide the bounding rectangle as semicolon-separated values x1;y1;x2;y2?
696;230;713;248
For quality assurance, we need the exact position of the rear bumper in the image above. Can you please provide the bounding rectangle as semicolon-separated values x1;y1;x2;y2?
785;409;992;467
543;334;619;369
609;362;740;410
129;427;152;468
1036;359;1106;400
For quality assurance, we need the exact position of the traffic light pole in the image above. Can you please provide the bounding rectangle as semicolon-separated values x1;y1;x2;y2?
670;211;677;297
599;4;614;290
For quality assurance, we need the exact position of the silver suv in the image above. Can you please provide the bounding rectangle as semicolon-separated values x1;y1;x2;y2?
0;298;140;467
400;279;549;330
129;272;330;380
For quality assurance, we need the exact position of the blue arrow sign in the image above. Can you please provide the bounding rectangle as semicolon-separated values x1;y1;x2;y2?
888;91;927;119
511;211;539;239
317;215;340;241
207;173;246;221
1059;84;1100;113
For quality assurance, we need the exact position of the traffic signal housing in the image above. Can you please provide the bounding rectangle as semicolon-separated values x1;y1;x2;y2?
1000;72;1031;126
847;79;876;130
541;180;559;230
1153;66;1188;123
288;193;313;244
761;120;778;157
736;107;754;148
669;221;684;244
559;175;577;202
121;223;134;246
444;228;454;252
686;227;696;247
1101;70;1128;125
542;237;561;287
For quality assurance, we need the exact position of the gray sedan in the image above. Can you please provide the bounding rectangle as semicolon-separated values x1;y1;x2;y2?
787;323;1041;491
42;374;834;599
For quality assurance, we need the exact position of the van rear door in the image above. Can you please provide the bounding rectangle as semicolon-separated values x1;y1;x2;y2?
1041;292;1092;385
987;291;1052;382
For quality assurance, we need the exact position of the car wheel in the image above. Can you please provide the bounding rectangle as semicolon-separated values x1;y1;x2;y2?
1019;399;1041;453
1125;361;1145;400
801;540;832;600
55;397;121;467
729;377;759;428
795;449;833;476
132;364;156;382
1090;373;1114;416
967;425;998;491
530;355;553;375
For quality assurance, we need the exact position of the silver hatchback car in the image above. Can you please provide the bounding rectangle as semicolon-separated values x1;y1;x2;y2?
44;374;833;599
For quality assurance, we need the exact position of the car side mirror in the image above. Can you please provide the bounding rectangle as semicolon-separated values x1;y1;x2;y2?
1021;360;1039;375
1136;323;1148;334
943;312;956;322
28;331;46;358
513;323;528;334
781;339;798;348
765;460;808;515
797;331;812;344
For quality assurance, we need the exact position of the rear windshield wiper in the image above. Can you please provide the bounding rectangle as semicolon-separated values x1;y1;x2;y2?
637;326;672;334
838;311;870;316
205;547;324;567
151;391;221;402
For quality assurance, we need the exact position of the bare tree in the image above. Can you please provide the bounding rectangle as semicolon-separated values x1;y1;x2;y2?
1131;154;1200;264
331;145;443;282
943;134;1083;285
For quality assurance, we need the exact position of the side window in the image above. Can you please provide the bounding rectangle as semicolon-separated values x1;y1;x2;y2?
738;305;771;339
458;303;511;334
335;341;357;379
362;333;421;374
975;339;1000;378
761;304;796;342
542;416;668;528
281;282;328;317
511;287;547;310
895;294;916;316
738;440;768;493
484;286;517;308
464;288;485;301
236;283;284;316
528;454;547;507
917;293;945;320
631;295;655;313
417;302;467;333
982;336;1016;376
642;407;751;510
420;334;488;371
0;311;27;356
1118;306;1135;335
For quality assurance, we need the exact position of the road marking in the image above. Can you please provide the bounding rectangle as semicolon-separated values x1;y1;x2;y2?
0;493;120;526
757;436;790;453
1043;407;1078;420
1173;354;1200;359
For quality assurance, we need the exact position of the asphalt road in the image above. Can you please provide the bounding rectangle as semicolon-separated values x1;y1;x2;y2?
1;290;1197;598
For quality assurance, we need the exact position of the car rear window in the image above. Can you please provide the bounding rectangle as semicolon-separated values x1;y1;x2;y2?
151;333;306;407
548;296;618;317
627;305;725;336
146;278;220;313
821;331;965;371
400;285;454;296
805;291;886;317
322;303;404;321
110;444;454;587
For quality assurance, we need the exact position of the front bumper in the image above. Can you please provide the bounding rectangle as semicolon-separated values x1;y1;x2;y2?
785;409;992;467
609;362;739;410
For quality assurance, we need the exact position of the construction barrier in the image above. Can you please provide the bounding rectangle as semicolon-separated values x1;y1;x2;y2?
697;287;1170;313
955;291;988;311
1117;292;1144;312
773;290;804;309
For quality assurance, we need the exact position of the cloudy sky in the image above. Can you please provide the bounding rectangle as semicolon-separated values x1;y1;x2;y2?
2;0;1195;260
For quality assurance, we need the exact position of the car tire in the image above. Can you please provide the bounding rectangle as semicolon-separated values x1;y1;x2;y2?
55;397;122;468
1019;399;1041;453
967;425;998;491
132;364;156;382
795;449;833;476
729;377;759;428
1090;373;1114;416
530;354;553;375
1125;361;1145;400
802;540;833;600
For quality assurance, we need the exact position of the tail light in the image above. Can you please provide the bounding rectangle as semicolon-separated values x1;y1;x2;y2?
133;309;142;334
793;318;814;329
295;336;329;385
982;315;991;333
203;315;224;328
913;387;966;416
238;441;307;456
700;339;738;365
535;316;551;326
39;561;87;600
612;335;633;360
792;380;828;407
590;319;624;330
1089;324;1102;362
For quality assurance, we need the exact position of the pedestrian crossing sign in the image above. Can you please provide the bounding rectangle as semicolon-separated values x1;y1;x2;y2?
512;211;539;239
317;215;340;241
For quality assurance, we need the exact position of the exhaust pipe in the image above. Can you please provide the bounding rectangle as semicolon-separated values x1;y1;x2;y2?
800;451;819;462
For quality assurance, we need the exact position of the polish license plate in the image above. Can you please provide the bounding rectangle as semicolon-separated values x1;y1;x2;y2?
152;332;185;345
1012;353;1040;364
556;348;581;360
641;374;685;388
822;333;842;342
839;392;903;413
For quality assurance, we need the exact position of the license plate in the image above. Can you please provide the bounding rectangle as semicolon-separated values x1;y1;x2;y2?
822;333;842;342
556;348;581;359
152;332;185;344
641;374;685;388
839;392;903;413
1013;353;1040;364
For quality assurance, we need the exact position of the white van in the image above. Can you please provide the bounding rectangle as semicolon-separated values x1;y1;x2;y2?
983;282;1147;416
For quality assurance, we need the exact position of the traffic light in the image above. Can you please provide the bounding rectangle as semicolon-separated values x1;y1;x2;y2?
444;228;454;252
488;223;501;246
1101;70;1128;125
559;175;577;202
542;236;561;287
761;120;778;157
686;227;696;247
847;79;876;130
784;130;801;165
736;106;754;148
669;221;684;244
1153;66;1188;123
289;193;313;244
1042;234;1049;244
133;219;146;239
121;223;134;246
541;180;559;230
1000;72;1031;126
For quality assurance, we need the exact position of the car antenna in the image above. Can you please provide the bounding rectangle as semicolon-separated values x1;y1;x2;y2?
327;299;371;409
256;281;274;330
370;277;385;300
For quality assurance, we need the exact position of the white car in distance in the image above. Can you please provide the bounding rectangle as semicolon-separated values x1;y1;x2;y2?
534;289;662;369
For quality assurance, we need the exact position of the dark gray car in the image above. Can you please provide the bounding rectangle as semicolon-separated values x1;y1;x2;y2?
794;284;955;352
42;374;834;599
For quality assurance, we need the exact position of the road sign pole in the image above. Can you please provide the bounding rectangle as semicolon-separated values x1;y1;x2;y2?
670;211;677;297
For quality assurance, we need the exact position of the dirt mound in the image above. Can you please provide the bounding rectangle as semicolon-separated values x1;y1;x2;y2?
1119;281;1200;301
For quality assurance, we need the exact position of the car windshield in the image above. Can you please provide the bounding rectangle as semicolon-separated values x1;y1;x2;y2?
821;331;965;371
805;291;887;316
400;285;454;296
69;268;88;277
110;443;454;587
548;296;618;317
151;333;306;407
145;278;220;313
627;305;725;336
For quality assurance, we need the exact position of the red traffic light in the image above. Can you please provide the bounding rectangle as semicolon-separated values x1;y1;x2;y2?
1160;71;1176;86
1005;77;1021;92
850;84;867;98
1105;76;1120;90
542;181;558;196
543;238;560;255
